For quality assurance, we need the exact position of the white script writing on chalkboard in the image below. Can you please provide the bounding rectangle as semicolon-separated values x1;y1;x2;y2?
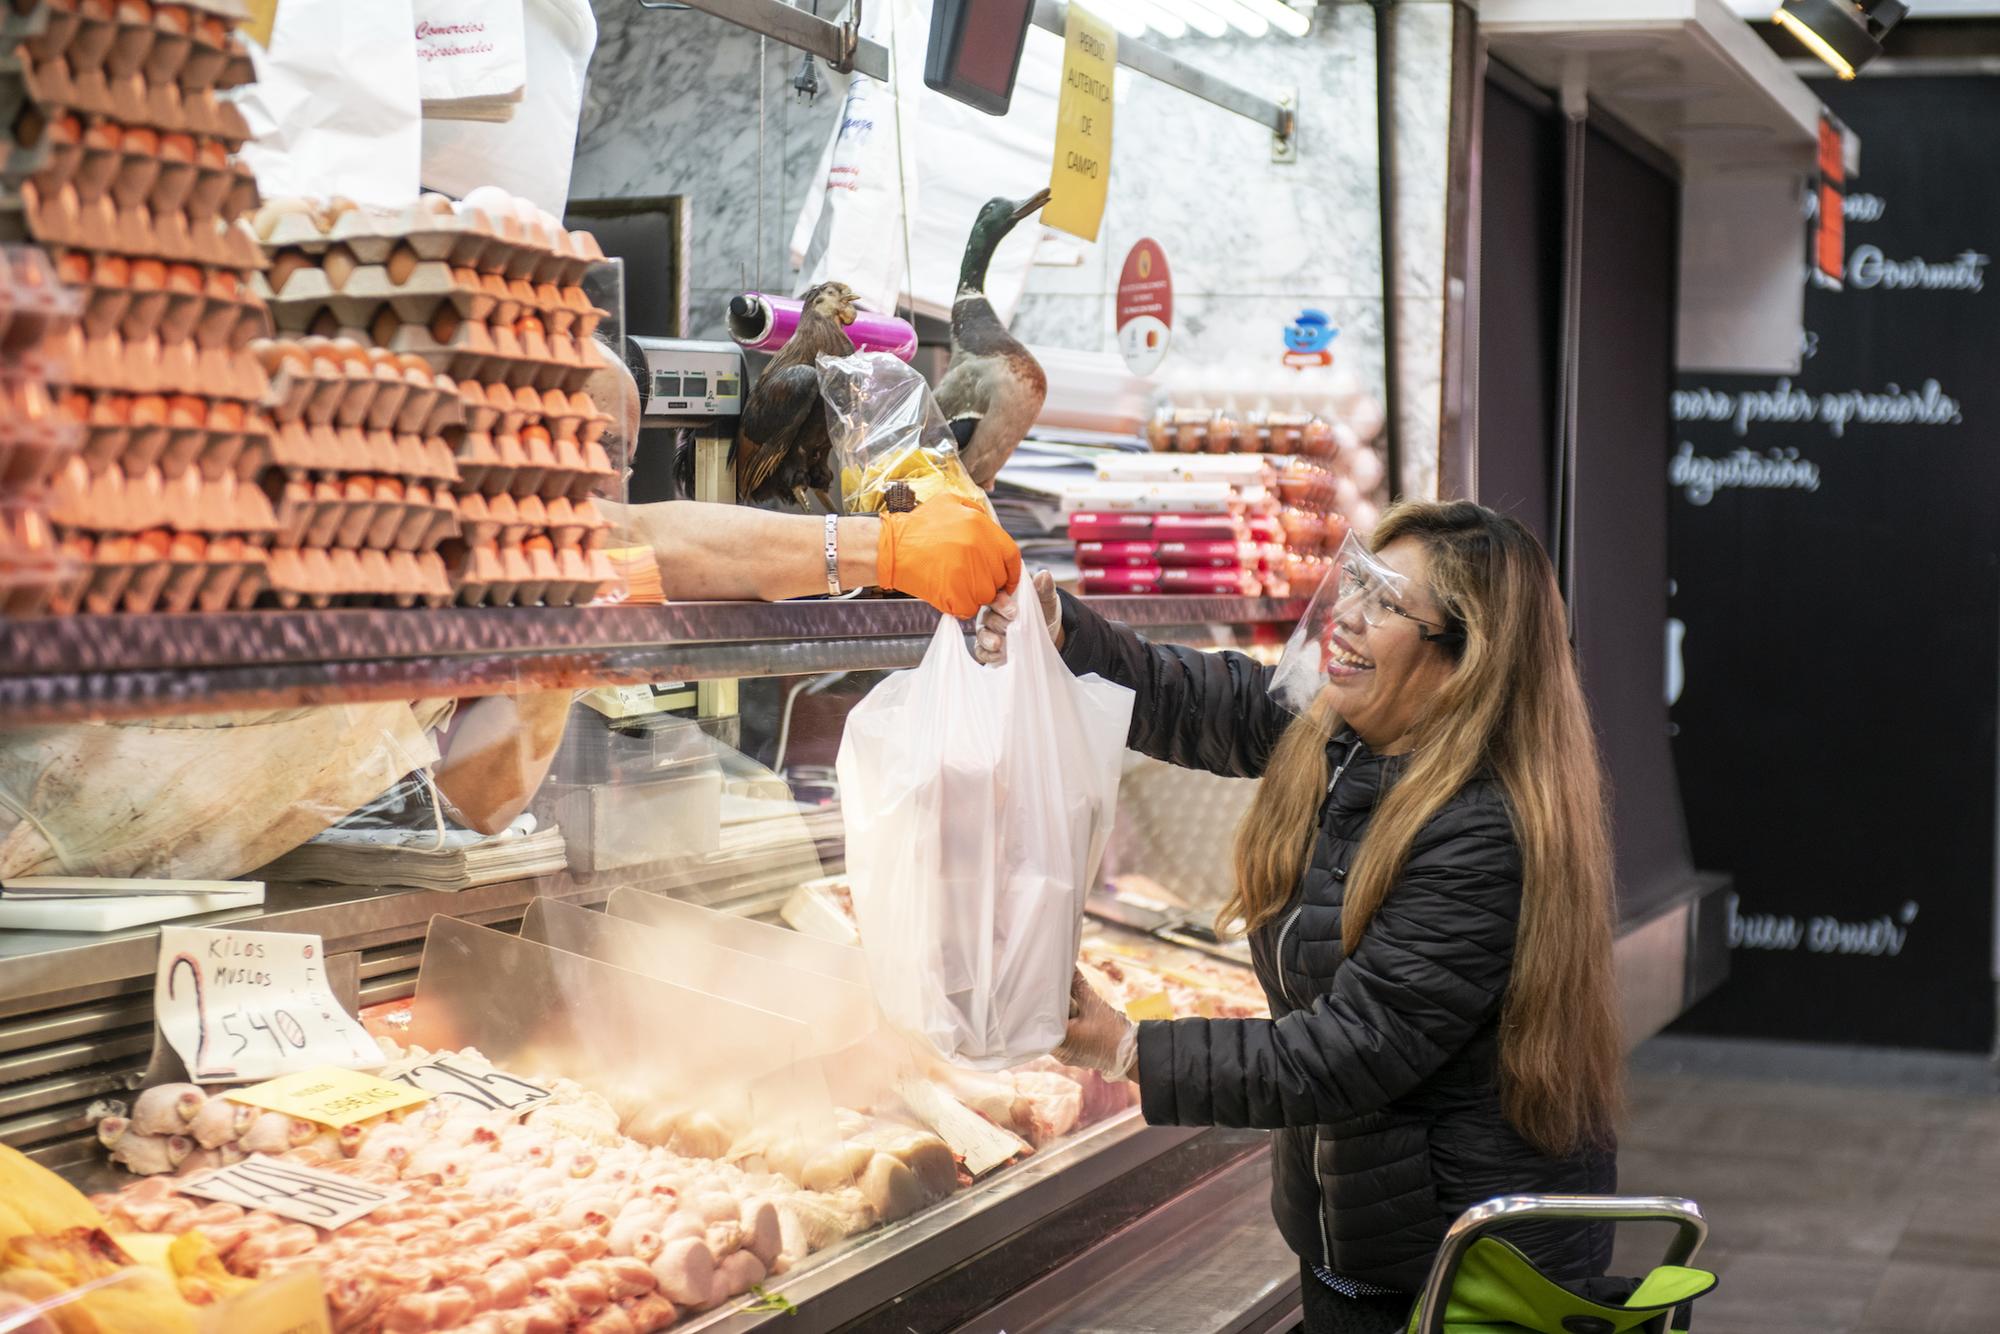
1725;894;1919;958
1806;190;1887;223
1846;246;1988;293
1672;378;1963;439
1669;444;1822;506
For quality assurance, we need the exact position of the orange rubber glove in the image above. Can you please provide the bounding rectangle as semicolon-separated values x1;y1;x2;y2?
877;496;1023;619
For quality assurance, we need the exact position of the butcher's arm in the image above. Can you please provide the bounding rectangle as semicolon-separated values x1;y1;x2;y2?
432;691;573;834
602;501;881;601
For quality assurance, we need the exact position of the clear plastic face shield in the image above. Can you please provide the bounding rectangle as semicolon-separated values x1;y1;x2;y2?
1269;531;1462;714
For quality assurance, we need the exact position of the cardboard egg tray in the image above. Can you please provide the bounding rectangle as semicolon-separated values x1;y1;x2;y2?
254;199;604;287
52;247;263;352
265;546;451;610
45;455;275;612
50;319;263;398
0;245;84;495
10;96;255;221
0;499;87;614
22;179;264;269
14;0;253;92
254;337;463;436
66;386;268;480
451;427;616;502
256;253;607;344
445;539;617;609
267;471;460;553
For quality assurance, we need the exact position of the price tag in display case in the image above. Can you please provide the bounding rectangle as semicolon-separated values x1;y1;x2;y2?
227;1067;434;1129
152;927;383;1085
379;1050;555;1118
175;1154;407;1230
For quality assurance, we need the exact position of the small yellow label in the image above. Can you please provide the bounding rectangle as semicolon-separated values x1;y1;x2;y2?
226;1067;432;1129
242;0;280;49
197;1267;333;1334
1044;5;1116;242
1124;992;1174;1022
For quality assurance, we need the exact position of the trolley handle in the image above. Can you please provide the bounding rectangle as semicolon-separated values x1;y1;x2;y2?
1409;1194;1707;1334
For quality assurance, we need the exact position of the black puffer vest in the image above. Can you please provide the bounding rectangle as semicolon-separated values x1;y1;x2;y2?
1058;594;1617;1294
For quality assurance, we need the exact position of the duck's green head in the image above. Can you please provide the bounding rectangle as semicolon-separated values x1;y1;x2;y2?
960;188;1053;292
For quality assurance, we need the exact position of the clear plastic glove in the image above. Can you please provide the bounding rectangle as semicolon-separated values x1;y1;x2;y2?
975;568;1062;665
878;496;1023;619
1052;968;1138;1081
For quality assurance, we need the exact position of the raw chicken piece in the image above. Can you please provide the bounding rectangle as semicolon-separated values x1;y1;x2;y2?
176;1147;225;1176
857;1152;926;1222
109;1131;194;1176
380;1285;475;1331
607;1209;665;1261
241;1111;302;1155
622;1294;679;1332
557;1193;619;1231
461;1257;536;1309
95;1115;130;1149
738;1198;782;1267
707;1248;767;1305
647;1237;714;1308
235;1222;321;1271
783;1187;878;1250
1006;1071;1083;1145
579;1308;637;1334
131;1082;206;1135
189;1095;255;1148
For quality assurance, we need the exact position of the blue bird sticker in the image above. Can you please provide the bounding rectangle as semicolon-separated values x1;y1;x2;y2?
1282;309;1337;370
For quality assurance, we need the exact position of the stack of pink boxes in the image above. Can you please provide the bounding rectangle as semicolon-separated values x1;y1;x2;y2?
1064;456;1288;597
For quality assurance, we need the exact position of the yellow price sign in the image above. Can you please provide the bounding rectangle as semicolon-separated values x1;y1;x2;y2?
1124;992;1174;1022
1044;5;1116;242
226;1067;432;1129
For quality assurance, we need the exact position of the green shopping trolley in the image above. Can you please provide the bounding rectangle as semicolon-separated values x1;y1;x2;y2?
1404;1195;1718;1334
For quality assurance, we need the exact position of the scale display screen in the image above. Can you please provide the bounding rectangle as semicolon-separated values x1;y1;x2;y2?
926;0;1036;116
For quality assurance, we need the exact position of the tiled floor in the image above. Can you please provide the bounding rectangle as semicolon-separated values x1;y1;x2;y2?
1611;1038;2000;1334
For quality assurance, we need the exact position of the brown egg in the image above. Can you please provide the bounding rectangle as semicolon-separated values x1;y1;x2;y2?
195;138;227;171
385;245;420;286
93;254;131;286
63;389;94;422
197;14;227;46
134;528;171;561
370;308;402;346
521;423;552;448
83;121;122;153
306;310;343;339
170;532;206;561
165;263;202;294
517;314;545;338
159;132;195;163
55;250;90;285
130;258;166;290
376;476;405;501
209;400;244;431
166;395;205;427
154;3;190;34
123;127;159;157
131;394;167;426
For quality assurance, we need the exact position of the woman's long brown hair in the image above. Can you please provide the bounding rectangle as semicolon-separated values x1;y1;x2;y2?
1218;500;1622;1156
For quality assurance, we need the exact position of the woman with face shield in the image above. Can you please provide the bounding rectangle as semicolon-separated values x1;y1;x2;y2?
976;501;1621;1332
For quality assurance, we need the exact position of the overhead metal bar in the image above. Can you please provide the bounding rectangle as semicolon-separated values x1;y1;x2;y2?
638;0;891;81
1031;0;1298;144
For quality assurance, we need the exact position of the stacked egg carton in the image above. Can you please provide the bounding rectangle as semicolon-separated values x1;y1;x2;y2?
0;244;84;615
249;336;461;607
251;196;621;607
4;0;281;613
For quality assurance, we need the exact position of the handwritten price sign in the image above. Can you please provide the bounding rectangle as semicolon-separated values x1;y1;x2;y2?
155;927;382;1085
228;1067;433;1129
380;1052;554;1118
175;1154;406;1230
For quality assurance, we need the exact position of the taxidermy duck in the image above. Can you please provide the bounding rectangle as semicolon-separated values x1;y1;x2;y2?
935;189;1051;489
678;280;859;508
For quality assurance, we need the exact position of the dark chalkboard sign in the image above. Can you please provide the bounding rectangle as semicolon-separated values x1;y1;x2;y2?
1669;78;1999;1052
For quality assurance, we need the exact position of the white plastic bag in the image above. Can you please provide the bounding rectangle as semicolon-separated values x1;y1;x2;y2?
837;608;1134;1068
237;0;423;208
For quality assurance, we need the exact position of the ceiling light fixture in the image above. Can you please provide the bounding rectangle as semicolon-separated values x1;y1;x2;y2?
1772;0;1910;79
1146;0;1224;39
1230;0;1311;39
1180;0;1270;38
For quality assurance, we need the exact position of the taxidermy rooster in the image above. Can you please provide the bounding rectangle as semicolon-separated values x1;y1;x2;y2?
935;189;1051;489
677;281;859;508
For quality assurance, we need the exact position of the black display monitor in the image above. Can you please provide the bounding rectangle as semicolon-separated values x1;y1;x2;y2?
925;0;1037;116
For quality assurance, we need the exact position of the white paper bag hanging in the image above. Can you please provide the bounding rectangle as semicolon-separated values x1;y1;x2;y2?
837;610;1133;1068
421;0;597;213
413;0;528;121
236;0;424;208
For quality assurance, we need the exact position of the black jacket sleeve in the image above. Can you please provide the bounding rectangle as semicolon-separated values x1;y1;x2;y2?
1134;793;1523;1128
1057;591;1291;780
